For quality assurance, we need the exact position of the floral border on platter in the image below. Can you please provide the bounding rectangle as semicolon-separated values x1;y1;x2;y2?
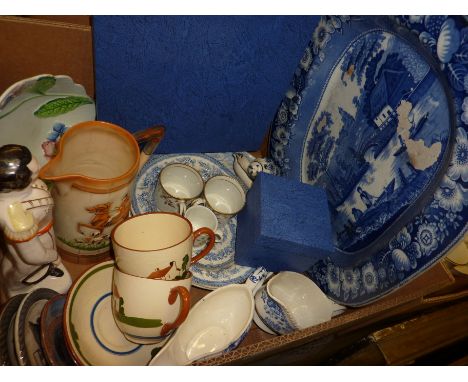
269;15;468;306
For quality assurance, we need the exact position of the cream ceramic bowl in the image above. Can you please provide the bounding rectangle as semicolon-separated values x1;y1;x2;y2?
149;267;268;365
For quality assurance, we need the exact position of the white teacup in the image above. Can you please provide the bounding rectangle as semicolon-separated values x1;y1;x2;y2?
155;163;204;214
193;175;246;228
184;205;222;249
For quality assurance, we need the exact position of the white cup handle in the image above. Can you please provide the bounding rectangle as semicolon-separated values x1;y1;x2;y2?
178;201;188;215
188;197;206;209
214;230;223;242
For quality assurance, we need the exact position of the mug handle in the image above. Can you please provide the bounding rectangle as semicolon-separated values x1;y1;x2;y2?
160;286;191;337
132;125;165;169
191;227;216;264
214;229;223;242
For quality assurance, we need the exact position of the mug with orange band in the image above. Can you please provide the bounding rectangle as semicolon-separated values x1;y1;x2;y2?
111;212;215;280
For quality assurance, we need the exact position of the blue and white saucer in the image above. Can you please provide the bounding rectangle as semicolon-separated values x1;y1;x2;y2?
268;15;468;306
131;152;255;289
14;288;58;366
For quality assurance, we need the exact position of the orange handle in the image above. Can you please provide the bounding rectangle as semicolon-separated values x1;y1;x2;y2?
191;227;215;264
160;286;191;337
132;125;165;155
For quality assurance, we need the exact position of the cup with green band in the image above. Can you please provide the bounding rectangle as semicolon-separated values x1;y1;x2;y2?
112;266;192;345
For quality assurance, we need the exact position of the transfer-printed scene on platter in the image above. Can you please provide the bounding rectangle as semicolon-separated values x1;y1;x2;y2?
0;14;467;366
302;29;451;253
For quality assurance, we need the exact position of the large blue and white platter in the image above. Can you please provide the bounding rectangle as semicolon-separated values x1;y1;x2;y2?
268;16;468;306
131;152;255;290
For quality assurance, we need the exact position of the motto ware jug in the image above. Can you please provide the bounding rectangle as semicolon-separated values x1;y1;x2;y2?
39;121;164;263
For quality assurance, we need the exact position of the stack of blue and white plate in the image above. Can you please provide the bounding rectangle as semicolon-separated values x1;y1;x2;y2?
0;289;75;366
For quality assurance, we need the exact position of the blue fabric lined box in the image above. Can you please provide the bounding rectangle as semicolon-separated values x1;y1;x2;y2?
235;172;335;272
93;16;319;153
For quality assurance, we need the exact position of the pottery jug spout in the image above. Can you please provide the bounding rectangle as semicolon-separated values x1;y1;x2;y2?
39;122;164;187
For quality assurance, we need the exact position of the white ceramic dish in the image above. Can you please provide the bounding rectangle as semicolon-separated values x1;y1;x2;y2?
149;267;268;365
63;261;161;365
0;74;96;167
131;152;255;289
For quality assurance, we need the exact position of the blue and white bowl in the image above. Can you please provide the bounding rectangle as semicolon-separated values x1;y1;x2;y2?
254;271;345;335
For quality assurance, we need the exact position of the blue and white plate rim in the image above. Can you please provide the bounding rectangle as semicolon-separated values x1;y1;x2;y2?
267;15;468;306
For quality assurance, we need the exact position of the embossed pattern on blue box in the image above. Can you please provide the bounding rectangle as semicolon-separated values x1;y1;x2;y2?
235;172;334;272
93;16;319;153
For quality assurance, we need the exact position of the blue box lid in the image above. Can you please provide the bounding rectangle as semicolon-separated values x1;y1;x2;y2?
235;173;335;271
261;180;333;252
93;16;319;153
256;173;334;250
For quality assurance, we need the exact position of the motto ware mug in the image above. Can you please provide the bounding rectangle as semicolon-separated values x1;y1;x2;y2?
112;266;192;345
111;212;215;279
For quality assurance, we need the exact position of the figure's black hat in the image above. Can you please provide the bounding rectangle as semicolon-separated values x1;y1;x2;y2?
0;144;32;192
